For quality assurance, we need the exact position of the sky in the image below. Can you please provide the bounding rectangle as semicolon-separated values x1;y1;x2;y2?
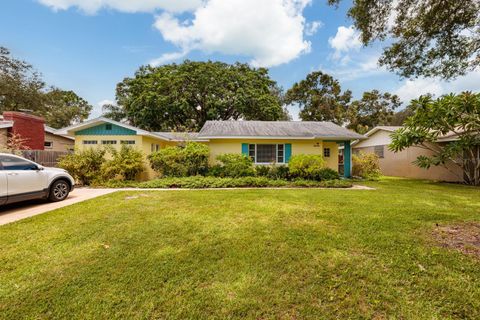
1;0;479;120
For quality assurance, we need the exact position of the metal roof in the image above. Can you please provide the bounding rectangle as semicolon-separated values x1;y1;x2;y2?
0;121;13;129
197;121;366;140
153;132;207;141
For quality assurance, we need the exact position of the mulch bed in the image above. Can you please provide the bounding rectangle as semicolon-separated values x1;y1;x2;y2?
432;222;480;259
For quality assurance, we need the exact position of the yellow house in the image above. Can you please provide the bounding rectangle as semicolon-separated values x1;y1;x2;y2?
58;117;204;180
198;121;365;177
59;117;365;179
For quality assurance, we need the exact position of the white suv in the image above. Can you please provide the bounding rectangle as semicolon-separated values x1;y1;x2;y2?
0;153;75;205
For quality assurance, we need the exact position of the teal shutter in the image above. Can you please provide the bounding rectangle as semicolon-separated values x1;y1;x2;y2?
285;143;292;163
343;141;351;178
241;143;249;156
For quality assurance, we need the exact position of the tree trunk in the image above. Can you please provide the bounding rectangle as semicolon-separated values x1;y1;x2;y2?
463;146;480;186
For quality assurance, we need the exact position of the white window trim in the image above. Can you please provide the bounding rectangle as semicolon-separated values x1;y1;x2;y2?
249;143;285;165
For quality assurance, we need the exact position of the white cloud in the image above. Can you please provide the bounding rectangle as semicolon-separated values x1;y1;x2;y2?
305;20;323;36
322;51;387;81
37;0;204;14
152;0;313;67
395;71;480;103
150;50;188;66
328;25;362;60
97;99;115;107
39;0;317;68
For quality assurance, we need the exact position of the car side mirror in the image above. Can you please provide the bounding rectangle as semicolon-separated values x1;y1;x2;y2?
36;165;45;171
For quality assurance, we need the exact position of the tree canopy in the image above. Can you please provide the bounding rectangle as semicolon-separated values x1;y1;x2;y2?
104;61;289;131
0;47;45;112
329;0;480;79
43;89;92;128
347;90;401;133
285;71;351;124
389;92;480;186
0;47;92;128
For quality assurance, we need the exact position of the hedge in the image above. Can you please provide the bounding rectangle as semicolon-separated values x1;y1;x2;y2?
95;176;353;189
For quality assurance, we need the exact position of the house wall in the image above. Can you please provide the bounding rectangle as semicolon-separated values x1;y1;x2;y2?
44;132;74;152
75;135;144;151
140;136;178;180
354;130;392;148
3;112;45;150
0;128;7;147
207;139;340;171
353;131;463;182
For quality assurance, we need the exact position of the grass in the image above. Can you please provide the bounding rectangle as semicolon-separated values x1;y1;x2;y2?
0;178;479;319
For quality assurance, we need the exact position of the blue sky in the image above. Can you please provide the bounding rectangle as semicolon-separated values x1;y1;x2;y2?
1;0;478;120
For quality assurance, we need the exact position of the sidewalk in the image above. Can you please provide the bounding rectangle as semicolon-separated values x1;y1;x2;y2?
0;188;116;226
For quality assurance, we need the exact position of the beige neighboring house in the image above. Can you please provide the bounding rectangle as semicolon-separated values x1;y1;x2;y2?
352;126;463;182
44;126;75;152
0;121;10;146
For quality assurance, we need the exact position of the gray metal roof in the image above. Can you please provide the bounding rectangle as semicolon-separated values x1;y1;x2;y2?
0;120;13;129
153;132;205;141
198;121;365;140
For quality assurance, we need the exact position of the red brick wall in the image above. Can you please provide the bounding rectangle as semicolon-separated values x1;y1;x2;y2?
3;112;45;150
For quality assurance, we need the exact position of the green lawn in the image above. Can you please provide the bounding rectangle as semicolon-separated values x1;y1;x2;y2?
1;178;479;319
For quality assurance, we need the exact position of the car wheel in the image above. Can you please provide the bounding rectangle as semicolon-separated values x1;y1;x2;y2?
49;180;70;202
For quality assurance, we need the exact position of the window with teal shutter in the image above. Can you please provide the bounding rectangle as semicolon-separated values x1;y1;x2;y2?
285;143;292;163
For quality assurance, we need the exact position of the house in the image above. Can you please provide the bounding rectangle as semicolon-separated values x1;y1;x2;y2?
0;112;74;152
58;117;365;180
352;126;463;182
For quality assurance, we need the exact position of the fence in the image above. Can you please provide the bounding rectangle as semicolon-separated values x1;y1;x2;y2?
20;150;72;167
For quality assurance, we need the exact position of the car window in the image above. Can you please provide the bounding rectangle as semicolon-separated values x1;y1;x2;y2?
0;156;38;170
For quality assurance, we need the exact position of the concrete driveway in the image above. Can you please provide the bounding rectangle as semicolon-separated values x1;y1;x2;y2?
0;188;116;226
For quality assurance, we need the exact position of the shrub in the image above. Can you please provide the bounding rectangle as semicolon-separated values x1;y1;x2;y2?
315;167;340;180
291;179;351;188
255;165;270;177
352;152;381;180
269;165;290;180
182;142;210;175
58;148;106;185
102;145;145;181
96;176;352;189
211;153;255;178
148;142;209;177
288;154;326;180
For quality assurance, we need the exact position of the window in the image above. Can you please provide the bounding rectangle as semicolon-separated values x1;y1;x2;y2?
249;144;285;164
248;144;255;160
256;144;276;163
323;148;330;158
374;145;384;158
83;140;97;145
277;144;284;163
121;140;135;145
102;140;117;145
151;143;160;152
0;156;38;170
44;141;53;149
106;124;112;130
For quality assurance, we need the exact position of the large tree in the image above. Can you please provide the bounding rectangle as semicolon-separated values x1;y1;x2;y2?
0;46;45;112
389;92;480;186
328;0;480;79
0;47;92;127
390;104;416;126
105;61;289;131
285;71;351;124
42;89;92;128
347;90;401;133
